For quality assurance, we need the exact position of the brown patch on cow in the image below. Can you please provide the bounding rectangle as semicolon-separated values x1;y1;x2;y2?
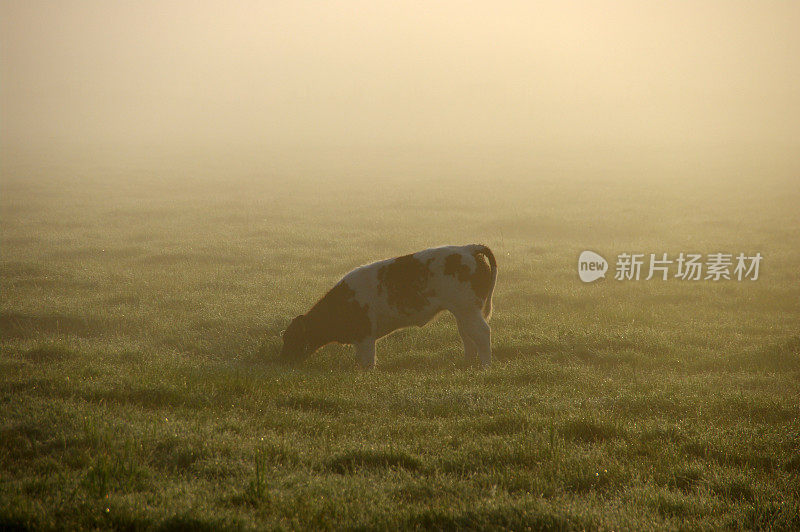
444;254;470;281
305;282;371;349
377;254;432;315
444;252;492;301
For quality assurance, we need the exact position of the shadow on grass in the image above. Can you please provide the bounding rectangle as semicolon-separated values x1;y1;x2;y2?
404;504;590;531
156;514;241;532
1;261;46;277
276;394;352;415
381;352;462;373
229;333;293;368
0;423;49;461
668;465;704;492
0;517;32;532
562;466;627;494
711;477;756;502
652;491;699;519
1;418;116;464
1;261;98;289
785;454;800;473
560;419;621;443
0;312;121;339
732;336;800;373
81;387;211;410
325;449;423;474
474;413;531;435
151;437;207;473
682;440;777;470
22;343;76;363
0;378;62;397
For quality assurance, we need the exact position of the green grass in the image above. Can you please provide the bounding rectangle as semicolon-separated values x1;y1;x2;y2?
1;171;799;530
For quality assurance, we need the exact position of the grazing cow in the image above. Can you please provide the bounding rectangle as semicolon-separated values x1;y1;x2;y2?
280;244;497;368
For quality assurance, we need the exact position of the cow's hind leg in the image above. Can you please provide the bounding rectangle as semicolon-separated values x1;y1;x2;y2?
456;308;491;367
355;338;376;369
456;318;478;364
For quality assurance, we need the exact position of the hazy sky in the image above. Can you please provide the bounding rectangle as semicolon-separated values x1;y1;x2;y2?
2;1;799;167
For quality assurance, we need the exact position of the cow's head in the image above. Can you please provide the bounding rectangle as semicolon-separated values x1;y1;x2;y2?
280;315;311;361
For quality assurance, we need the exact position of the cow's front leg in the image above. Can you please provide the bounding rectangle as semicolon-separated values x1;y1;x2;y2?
355;338;377;369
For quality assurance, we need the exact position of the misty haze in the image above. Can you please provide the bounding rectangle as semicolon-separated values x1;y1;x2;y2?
2;2;798;530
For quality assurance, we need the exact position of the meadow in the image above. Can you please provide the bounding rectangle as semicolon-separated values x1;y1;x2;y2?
1;153;799;530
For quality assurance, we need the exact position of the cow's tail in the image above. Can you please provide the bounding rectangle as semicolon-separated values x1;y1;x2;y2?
472;244;497;320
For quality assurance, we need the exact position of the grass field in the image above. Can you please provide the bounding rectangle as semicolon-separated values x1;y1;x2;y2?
2;159;799;530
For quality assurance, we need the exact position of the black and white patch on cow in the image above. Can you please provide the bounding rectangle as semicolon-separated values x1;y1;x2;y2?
280;244;497;368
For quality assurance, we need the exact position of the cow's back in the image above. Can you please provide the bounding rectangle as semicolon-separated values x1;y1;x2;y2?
343;246;488;339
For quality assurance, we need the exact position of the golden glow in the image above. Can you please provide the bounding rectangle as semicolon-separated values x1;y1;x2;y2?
2;1;798;178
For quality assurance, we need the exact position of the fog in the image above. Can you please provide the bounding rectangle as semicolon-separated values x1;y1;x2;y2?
2;1;799;181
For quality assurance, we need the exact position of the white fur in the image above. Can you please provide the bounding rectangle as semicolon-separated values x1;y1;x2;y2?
341;245;494;368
